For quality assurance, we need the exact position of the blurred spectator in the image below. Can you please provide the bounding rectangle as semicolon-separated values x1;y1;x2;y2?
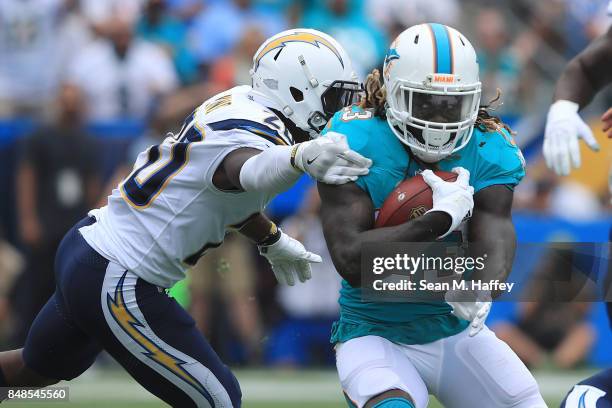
56;0;95;73
0;224;23;343
67;18;178;121
549;181;604;222
187;0;286;78
506;2;567;117
266;187;341;367
515;172;603;221
253;0;304;27
12;83;101;344
513;174;556;212
493;248;596;369
367;0;460;33
208;26;267;89
164;0;204;23
80;0;144;36
520;2;567;61
302;0;388;77
494;302;595;369
96;112;171;206
136;0;198;84
562;0;609;57
475;8;521;116
0;0;66;118
189;234;264;364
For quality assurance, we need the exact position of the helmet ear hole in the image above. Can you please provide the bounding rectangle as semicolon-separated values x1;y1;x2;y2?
290;87;304;102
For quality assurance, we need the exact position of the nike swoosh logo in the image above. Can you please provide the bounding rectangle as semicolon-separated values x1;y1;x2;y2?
307;154;321;165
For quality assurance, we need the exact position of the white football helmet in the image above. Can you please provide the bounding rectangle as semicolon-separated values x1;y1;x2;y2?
383;24;481;162
250;28;360;136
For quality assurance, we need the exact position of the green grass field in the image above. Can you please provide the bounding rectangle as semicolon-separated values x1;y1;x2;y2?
8;367;595;407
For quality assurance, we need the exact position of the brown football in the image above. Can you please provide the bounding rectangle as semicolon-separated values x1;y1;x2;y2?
374;171;458;228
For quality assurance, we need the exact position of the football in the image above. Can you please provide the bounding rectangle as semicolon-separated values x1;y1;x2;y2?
374;171;458;228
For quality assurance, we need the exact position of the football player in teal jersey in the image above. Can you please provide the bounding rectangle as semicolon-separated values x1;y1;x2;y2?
318;24;546;408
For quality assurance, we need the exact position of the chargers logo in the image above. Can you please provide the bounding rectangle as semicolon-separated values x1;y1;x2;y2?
254;32;344;70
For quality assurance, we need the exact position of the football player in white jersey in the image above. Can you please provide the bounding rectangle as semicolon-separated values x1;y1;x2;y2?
0;29;371;407
544;4;612;408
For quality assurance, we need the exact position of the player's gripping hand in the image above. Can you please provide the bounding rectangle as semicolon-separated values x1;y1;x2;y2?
422;167;474;238
445;289;492;337
543;100;600;176
258;229;322;286
293;132;372;184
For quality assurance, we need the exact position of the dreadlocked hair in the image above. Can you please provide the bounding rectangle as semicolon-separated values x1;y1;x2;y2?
361;69;387;118
475;89;515;135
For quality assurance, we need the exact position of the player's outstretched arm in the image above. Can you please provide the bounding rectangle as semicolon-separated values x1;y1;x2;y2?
213;146;302;193
213;133;371;193
544;26;612;175
318;182;454;287
554;26;612;107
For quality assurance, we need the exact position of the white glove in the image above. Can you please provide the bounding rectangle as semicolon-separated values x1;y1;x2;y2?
543;100;600;176
445;289;491;337
422;167;474;238
258;229;322;286
294;132;372;184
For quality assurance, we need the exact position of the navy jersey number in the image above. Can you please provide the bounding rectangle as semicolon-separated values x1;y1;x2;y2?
121;123;205;209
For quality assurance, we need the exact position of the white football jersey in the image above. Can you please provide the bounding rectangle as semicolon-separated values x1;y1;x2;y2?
80;86;295;288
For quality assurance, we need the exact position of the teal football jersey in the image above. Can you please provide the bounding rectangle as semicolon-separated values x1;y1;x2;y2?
321;105;525;345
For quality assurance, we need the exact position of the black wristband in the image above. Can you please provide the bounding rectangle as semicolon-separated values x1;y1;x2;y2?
258;223;282;248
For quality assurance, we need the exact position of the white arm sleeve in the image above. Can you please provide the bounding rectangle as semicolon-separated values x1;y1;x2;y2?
239;145;303;194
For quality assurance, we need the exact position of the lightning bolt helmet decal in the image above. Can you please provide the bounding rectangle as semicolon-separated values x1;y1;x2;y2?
253;31;344;70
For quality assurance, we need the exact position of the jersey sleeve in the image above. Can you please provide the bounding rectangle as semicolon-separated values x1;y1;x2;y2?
193;101;281;168
200;87;294;146
322;108;371;193
470;127;526;193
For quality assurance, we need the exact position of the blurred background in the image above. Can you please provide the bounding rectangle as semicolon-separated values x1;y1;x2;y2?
0;0;611;406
